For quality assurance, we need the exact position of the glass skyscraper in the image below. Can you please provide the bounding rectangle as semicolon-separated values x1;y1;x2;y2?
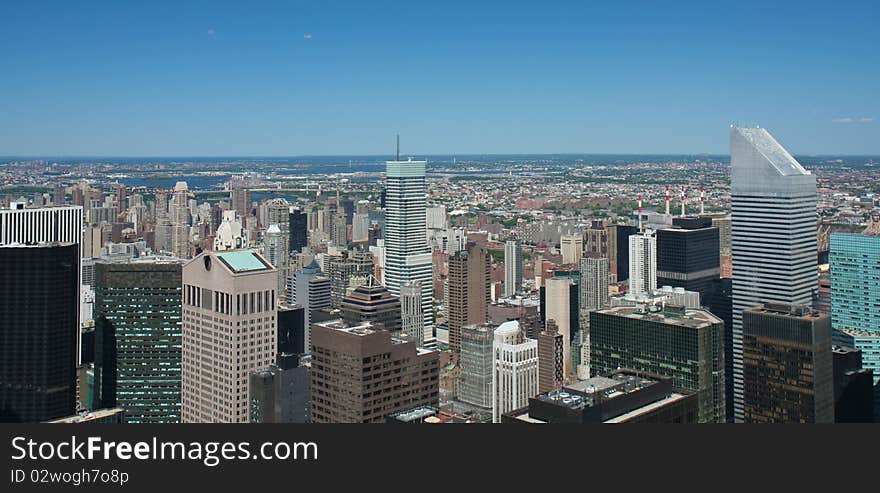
93;260;183;423
384;158;434;344
830;233;880;406
730;126;817;422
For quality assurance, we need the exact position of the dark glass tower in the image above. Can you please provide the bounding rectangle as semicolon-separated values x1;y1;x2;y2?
0;243;78;423
742;303;833;423
93;261;183;423
288;207;308;254
656;216;720;302
614;225;638;282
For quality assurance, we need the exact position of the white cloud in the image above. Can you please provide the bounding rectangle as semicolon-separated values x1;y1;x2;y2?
303;34;313;40
833;117;873;124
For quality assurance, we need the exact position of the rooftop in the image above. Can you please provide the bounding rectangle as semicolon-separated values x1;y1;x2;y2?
214;250;273;273
597;304;721;329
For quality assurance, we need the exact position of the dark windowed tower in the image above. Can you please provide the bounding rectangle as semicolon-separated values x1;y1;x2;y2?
742;303;833;423
93;261;183;423
656;216;720;303
0;243;78;423
288;207;308;254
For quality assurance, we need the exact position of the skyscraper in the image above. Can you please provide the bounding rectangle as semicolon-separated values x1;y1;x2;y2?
288;207;308;254
288;259;331;351
656;216;720;303
340;276;402;334
578;255;610;376
181;250;278;423
560;234;583;265
544;277;579;380
309;320;439;423
492;320;538;423
590;305;726;423
231;187;252;221
171;181;191;259
264;224;287;298
400;282;426;346
628;230;657;296
0;243;79;422
447;243;491;352
0;202;84;364
742;303;833;423
730;126;817;422
830;233;880;397
384;157;434;338
537;320;564;393
504;238;523;297
93;260;183;423
459;323;495;408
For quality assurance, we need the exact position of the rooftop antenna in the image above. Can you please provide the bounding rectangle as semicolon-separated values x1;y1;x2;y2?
396;134;400;161
665;185;671;216
700;186;705;215
680;185;686;217
637;194;643;231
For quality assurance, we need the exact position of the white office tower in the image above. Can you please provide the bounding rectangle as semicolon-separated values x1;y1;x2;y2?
264;224;287;298
171;181;191;259
730;126;817;422
578;255;610;377
400;282;428;347
214;210;249;251
491;320;538;423
288;259;331;351
351;212;370;243
628;230;657;296
560;234;584;265
544;277;576;380
426;205;448;230
504;238;523;297
384;158;434;339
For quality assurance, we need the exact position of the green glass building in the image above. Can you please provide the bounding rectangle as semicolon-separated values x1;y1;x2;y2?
589;305;725;423
93;260;183;423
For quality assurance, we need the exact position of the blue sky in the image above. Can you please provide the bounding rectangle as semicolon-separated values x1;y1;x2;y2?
1;1;878;156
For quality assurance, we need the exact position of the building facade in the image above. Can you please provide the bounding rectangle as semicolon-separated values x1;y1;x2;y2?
590;305;725;423
93;260;183;423
309;320;439;423
492;321;538;423
742;303;833;423
0;243;79;422
181;250;278;423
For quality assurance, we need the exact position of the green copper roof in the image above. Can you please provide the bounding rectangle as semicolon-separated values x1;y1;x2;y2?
215;250;271;273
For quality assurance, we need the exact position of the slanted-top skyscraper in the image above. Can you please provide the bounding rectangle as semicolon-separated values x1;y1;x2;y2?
384;155;434;344
730;126;817;422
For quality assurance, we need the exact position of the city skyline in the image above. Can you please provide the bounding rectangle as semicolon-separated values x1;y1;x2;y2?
1;1;878;156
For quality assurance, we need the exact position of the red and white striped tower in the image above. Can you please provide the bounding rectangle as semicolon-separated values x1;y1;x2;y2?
680;185;686;217
700;186;705;215
637;193;643;231
665;184;671;216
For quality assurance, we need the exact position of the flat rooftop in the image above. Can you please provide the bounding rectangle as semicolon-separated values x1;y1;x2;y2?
597;305;721;329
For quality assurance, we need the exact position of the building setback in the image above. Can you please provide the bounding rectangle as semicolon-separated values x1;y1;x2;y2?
0;243;79;423
181;250;278;423
93;260;183;423
309;320;439;423
340;276;402;335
